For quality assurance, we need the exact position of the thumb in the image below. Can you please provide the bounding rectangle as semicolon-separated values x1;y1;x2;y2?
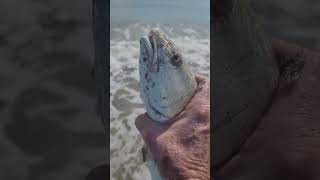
135;113;166;145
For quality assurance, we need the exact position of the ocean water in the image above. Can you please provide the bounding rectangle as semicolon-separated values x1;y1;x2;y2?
110;0;210;179
111;0;210;25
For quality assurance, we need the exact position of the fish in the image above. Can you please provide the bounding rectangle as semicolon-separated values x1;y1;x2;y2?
139;29;198;179
139;29;197;122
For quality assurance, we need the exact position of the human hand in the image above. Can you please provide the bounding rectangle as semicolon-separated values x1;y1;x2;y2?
215;40;320;180
135;75;210;180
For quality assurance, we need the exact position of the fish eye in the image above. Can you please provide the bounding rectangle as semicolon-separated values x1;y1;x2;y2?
173;54;179;60
170;52;182;67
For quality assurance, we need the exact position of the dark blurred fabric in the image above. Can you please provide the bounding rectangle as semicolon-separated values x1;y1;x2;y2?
86;164;109;180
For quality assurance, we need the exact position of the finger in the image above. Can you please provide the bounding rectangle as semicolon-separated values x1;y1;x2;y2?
135;113;165;144
271;39;306;65
196;73;210;91
195;74;208;84
194;74;209;92
185;74;210;113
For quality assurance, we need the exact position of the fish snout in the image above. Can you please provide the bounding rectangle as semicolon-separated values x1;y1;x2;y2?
140;36;153;65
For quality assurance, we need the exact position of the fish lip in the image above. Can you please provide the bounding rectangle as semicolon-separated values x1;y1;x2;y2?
140;35;156;56
140;34;159;71
140;36;153;63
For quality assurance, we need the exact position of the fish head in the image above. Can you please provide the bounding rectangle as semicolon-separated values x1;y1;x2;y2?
139;29;197;122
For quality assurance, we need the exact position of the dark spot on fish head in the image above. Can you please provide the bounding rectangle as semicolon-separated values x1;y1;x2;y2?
145;72;148;79
142;146;147;162
170;51;183;67
143;57;147;62
153;64;159;72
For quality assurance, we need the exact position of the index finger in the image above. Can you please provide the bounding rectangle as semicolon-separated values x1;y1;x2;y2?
195;74;209;84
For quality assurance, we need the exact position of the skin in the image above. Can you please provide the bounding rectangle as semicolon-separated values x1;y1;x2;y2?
136;40;320;180
136;75;210;180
